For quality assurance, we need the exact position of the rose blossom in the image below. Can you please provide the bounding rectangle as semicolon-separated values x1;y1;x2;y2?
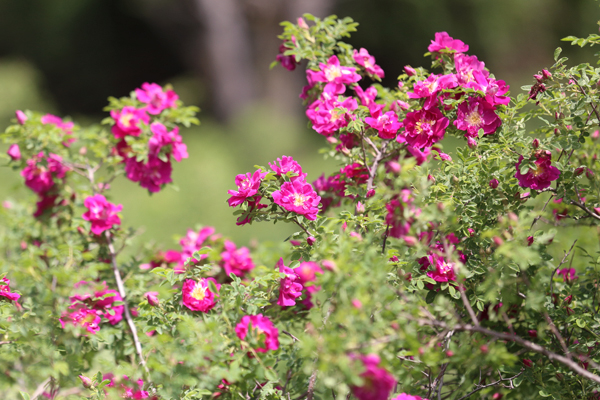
235;314;279;353
426;253;457;283
220;240;255;277
227;169;267;207
182;278;220;312
354;85;378;106
306;55;361;94
269;155;307;181
350;354;396;400
82;194;123;235
399;108;449;149
364;103;401;140
386;189;420;239
557;268;577;283
453;96;501;139
408;74;458;109
135;82;178;115
428;32;469;53
148;122;188;162
7;144;21;161
59;304;101;334
124;155;173;193
353;48;384;78
272;179;321;220
110;106;149;138
276;258;303;307
515;150;561;190
392;395;427;400
276;43;298;71
0;277;20;302
294;261;323;309
306;94;358;136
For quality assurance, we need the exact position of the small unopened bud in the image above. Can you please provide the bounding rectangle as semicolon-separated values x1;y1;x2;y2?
492;393;503;399
322;260;337;271
556;373;564;381
79;146;87;155
15;110;27;125
593;130;600;139
564;295;573;304
386;161;401;174
522;359;533;368
145;292;159;307
554;128;560;136
297;17;309;29
508;212;518;222
351;299;362;309
574;167;585;176
480;345;489;354
366;189;375;198
446;350;454;357
468;228;475;237
532;138;540;148
493;236;504;246
403;236;417;247
79;375;93;389
542;69;552;79
326;136;338;144
528;330;538;338
307;236;316;246
356;201;365;214
427;174;436;182
527;236;534;246
533;74;543;83
404;65;416;76
586;168;595;180
489;178;499;189
7;144;21;161
437;202;444;211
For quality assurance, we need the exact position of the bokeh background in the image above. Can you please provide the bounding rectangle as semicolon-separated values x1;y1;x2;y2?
0;0;598;252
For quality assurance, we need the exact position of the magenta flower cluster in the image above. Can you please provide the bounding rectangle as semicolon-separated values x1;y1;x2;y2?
82;194;122;236
19;152;69;218
110;83;187;193
227;155;321;224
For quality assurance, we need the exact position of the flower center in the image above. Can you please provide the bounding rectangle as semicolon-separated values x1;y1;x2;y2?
363;58;373;69
120;113;134;128
415;120;433;135
293;193;307;207
465;110;482;127
191;283;206;301
325;66;342;81
532;163;545;176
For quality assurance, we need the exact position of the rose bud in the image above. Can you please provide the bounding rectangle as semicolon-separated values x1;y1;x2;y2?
532;138;540;148
528;330;538;338
404;65;416;76
356;202;365;214
493;236;504;246
523;359;533;368
79;375;93;389
7;144;21;161
480;345;489;354
145;291;159;307
574;167;585;176
586;168;595;179
492;394;503;399
527;236;534;246
403;236;417;247
489;178;499;189
542;69;552;79
307;236;316;246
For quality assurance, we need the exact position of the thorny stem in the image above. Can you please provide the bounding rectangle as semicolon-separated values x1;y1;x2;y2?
413;318;600;384
550;239;578;300
105;232;152;381
455;369;525;400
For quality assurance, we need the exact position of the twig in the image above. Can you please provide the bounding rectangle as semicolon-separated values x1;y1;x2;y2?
456;369;524;400
413;318;600;384
458;285;479;327
282;330;301;342
366;142;388;191
381;224;390;254
570;75;600;123
550;240;578;300
306;370;318;400
530;193;555;230
571;200;600;221
31;378;51;400
105;232;151;380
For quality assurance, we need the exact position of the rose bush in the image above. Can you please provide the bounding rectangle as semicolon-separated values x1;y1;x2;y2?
2;12;600;400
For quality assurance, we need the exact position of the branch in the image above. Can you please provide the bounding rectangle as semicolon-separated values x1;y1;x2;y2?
105;232;151;380
366;141;388;191
413;318;600;384
459;285;479;327
571;200;600;221
456;369;524;400
282;330;301;342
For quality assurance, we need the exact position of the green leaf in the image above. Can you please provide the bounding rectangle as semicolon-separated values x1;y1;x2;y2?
554;47;562;61
19;392;30;400
576;319;586;328
539;390;552;397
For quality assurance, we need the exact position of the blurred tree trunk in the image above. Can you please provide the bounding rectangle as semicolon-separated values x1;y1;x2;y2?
135;0;335;122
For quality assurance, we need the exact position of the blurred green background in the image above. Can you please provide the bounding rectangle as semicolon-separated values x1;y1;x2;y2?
0;0;599;253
